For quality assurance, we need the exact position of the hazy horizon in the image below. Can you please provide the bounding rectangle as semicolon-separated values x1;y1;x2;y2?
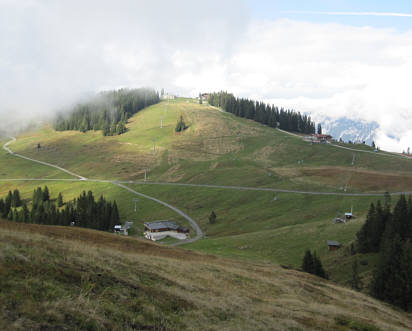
1;0;412;152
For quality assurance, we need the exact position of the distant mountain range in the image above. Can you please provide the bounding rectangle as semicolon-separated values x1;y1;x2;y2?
320;117;379;145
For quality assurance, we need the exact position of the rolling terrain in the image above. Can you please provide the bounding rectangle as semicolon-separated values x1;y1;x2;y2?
2;98;412;327
9;99;412;193
1;220;411;330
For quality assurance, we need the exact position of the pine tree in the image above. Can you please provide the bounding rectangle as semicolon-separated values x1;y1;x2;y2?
356;203;376;253
208;211;217;224
80;114;89;133
317;123;322;135
0;198;4;216
22;202;29;223
371;235;407;309
110;201;120;230
42;186;50;202
312;251;327;279
302;249;314;274
12;189;22;207
4;191;12;218
57;192;64;207
175;115;187;132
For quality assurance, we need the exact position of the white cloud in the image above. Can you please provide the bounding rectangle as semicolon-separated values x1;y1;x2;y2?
282;11;412;18
1;2;412;152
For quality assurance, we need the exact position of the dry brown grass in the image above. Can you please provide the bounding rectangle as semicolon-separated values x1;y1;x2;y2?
273;166;412;192
1;220;411;330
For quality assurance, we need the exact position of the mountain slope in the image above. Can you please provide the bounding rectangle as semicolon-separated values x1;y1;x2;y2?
9;99;412;193
1;220;411;330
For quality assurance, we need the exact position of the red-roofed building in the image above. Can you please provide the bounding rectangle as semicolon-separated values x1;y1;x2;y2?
313;134;332;143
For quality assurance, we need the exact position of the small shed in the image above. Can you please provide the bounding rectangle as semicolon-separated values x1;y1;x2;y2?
327;240;341;251
313;134;332;143
345;212;353;220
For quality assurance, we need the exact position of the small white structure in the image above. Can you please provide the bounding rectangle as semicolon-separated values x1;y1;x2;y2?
161;94;176;100
345;212;353;219
114;221;134;236
144;221;189;241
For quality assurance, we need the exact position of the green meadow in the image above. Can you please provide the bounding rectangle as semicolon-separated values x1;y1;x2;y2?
2;98;412;286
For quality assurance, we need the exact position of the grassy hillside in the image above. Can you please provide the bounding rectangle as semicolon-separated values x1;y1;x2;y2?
125;184;376;279
9;99;412;193
3;98;412;285
0;180;192;237
0;140;73;179
1;220;411;330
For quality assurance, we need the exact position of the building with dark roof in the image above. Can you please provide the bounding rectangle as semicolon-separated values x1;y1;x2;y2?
144;220;189;235
327;240;341;251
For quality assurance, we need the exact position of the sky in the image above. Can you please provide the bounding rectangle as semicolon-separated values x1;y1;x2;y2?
1;0;412;152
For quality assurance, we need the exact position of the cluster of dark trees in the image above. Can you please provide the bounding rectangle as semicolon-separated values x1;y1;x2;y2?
55;88;160;136
208;91;316;134
0;189;22;218
175;115;188;132
0;187;120;232
356;194;412;311
301;249;327;279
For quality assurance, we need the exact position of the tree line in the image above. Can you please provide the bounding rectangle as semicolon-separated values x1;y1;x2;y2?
355;194;412;311
55;88;160;136
0;187;120;231
208;91;316;134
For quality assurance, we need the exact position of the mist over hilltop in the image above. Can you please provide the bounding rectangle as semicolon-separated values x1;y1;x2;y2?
1;1;412;151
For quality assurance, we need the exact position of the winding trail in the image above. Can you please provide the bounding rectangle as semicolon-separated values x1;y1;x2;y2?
3;137;87;180
114;183;203;246
2;137;203;245
3;125;412;244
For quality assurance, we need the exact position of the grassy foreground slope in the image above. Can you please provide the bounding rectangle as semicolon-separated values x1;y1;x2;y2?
10;99;412;193
1;220;411;331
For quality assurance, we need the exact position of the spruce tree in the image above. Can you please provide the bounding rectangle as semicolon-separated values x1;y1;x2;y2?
175;115;187;132
0;198;4;216
312;251;327;279
371;235;406;309
12;189;22;207
356;203;376;253
57;192;64;207
42;186;50;202
110;201;120;230
4;191;12;218
22;202;29;223
302;249;314;274
208;211;217;224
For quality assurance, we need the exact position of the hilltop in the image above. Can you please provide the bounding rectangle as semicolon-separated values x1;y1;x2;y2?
3;98;412;282
10;98;412;192
1;220;411;330
2;97;412;324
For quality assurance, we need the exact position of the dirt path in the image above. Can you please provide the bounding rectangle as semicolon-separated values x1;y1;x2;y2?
2;137;203;244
